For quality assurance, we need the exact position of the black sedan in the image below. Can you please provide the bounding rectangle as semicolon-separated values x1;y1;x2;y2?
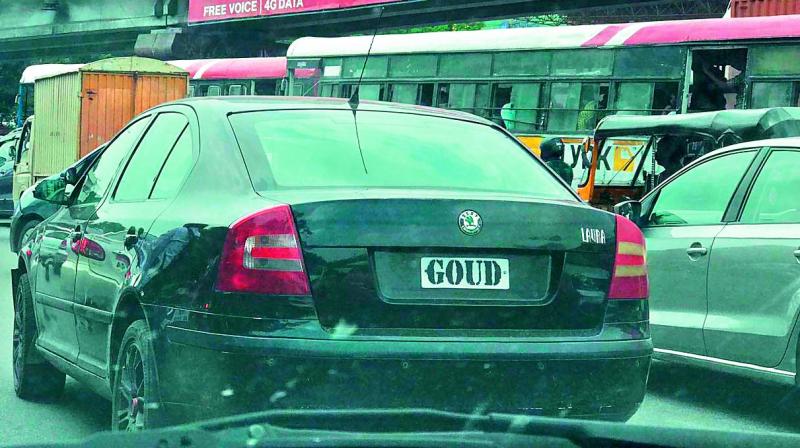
11;97;651;431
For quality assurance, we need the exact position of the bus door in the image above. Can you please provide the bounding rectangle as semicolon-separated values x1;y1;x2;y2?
687;47;748;112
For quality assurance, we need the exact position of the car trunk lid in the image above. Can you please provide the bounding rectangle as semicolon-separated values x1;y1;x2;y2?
273;189;616;334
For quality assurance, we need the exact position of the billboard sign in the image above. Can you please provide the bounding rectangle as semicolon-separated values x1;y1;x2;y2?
189;0;402;23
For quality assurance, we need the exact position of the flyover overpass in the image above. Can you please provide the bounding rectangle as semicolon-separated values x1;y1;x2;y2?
0;0;727;61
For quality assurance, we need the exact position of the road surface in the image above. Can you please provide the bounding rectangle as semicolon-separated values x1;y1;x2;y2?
0;226;798;445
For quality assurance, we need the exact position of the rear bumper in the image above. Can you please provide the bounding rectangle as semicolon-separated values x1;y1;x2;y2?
157;326;651;423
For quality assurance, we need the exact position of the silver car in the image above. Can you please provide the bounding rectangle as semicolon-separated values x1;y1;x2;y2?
618;138;800;385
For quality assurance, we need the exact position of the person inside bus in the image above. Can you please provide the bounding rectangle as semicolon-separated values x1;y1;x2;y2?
689;61;725;112
577;92;608;130
501;101;516;130
701;62;746;109
662;93;678;115
540;137;573;185
690;61;743;111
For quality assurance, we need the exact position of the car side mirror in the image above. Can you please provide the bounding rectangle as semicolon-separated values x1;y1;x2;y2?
33;176;70;205
61;167;79;185
614;200;642;223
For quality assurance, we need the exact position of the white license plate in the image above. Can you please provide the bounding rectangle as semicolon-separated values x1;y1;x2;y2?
420;257;510;290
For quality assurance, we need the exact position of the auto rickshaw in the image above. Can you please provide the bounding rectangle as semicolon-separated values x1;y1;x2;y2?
578;107;800;209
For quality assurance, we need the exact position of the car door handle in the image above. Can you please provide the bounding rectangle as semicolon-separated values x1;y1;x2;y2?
686;245;708;257
124;227;139;249
70;226;83;243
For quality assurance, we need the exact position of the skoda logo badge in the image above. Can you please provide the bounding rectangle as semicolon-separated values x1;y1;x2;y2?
458;210;482;236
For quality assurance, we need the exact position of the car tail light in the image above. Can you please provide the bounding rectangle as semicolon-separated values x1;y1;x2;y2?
608;215;648;300
216;205;311;296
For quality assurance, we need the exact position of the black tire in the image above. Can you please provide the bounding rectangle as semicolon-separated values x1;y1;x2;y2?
16;219;41;253
13;273;66;400
111;320;163;431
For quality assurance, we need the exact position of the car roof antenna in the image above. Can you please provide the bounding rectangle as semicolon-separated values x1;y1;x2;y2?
349;6;385;111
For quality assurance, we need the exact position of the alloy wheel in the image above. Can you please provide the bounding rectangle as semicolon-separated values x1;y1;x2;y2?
115;343;145;431
12;290;23;390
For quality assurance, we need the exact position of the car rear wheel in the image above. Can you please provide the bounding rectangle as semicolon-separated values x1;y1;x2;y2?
13;273;66;400
16;219;41;253
111;320;162;431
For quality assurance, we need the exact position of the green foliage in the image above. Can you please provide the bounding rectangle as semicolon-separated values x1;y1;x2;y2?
519;15;569;27
386;15;567;35
387;22;485;34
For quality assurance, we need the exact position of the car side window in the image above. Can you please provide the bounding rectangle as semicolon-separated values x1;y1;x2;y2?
648;150;755;226
73;117;150;208
740;150;800;224
150;128;194;200
114;113;189;202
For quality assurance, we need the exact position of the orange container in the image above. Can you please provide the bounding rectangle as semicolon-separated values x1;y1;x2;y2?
78;59;188;157
31;57;188;180
730;0;800;17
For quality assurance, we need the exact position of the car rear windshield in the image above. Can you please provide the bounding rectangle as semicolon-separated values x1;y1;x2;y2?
229;109;575;200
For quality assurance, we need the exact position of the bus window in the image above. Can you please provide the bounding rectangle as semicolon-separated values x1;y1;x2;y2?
614;82;680;116
548;82;582;131
475;84;492;119
653;82;680;114
614;82;654;116
207;85;222;96
426;82;490;117
492;84;512;126
492;83;543;132
228;84;246;96
389;84;417;104
418;83;434;106
750;82;795;108
360;84;385;101
437;84;450;108
340;84;354;99
254;80;277;95
293;80;318;97
389;55;437;78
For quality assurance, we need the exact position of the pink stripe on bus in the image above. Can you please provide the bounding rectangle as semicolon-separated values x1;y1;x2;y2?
624;14;800;45
199;58;288;80
582;24;627;47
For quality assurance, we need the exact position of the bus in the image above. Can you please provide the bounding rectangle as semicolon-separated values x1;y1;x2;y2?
283;14;800;201
170;57;318;97
14;57;317;127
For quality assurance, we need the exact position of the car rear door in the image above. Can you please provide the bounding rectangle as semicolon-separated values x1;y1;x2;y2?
705;147;800;369
73;111;193;376
642;149;758;356
33;116;151;363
